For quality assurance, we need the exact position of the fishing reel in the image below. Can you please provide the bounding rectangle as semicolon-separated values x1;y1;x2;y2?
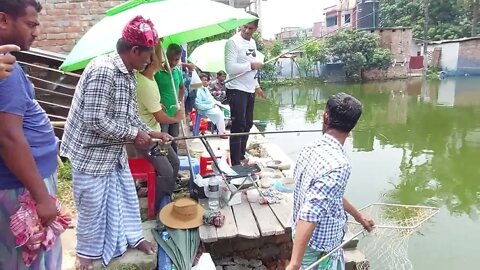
149;142;168;157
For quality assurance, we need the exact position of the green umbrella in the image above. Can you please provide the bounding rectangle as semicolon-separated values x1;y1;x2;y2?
189;39;264;73
59;0;257;71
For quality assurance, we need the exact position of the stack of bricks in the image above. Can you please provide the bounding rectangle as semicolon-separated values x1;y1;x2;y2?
34;0;125;54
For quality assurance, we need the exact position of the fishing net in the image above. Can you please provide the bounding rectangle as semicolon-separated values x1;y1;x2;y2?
346;203;440;270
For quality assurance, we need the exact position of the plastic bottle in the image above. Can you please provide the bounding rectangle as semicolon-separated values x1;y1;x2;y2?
206;176;221;210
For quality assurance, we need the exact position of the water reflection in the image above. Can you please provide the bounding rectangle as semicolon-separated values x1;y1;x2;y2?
255;77;480;220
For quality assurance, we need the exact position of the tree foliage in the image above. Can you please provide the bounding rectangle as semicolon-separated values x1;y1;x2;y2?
304;40;327;64
326;29;392;80
379;0;476;40
269;40;283;59
296;39;328;77
369;47;393;69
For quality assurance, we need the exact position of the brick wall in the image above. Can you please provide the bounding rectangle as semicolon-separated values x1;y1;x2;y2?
34;0;125;54
458;38;480;75
370;28;412;63
362;65;408;81
362;27;412;80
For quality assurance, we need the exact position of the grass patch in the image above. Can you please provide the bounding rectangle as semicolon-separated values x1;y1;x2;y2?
57;161;76;216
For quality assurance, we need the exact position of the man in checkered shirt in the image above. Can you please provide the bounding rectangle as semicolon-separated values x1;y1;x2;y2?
287;93;375;270
60;16;172;269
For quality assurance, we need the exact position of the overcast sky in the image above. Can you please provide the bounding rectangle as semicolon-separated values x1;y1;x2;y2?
260;0;337;39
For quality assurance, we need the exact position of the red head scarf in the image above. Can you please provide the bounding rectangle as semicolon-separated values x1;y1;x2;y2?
122;15;158;48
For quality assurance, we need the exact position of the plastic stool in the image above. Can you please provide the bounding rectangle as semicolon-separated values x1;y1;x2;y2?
179;156;200;173
128;158;156;219
191;110;208;136
192;109;217;136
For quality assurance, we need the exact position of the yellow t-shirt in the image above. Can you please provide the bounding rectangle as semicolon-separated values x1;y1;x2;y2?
136;72;162;131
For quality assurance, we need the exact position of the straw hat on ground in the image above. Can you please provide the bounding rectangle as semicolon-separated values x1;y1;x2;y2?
159;197;205;229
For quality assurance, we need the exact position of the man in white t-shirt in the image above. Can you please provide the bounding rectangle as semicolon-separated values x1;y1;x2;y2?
225;12;264;166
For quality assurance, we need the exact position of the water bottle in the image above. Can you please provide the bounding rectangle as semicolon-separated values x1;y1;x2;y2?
206;176;221;210
158;231;172;270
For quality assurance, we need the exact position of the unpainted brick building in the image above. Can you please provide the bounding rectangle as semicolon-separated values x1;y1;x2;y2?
34;0;124;54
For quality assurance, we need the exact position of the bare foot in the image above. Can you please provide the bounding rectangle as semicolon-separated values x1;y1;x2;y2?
136;240;157;255
75;256;93;270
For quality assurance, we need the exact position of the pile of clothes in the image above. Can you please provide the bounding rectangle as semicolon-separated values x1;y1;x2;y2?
9;192;71;266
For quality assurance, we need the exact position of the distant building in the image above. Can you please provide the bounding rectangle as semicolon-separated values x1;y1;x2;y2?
368;27;413;65
425;37;480;76
323;0;357;33
312;21;327;38
356;0;380;30
322;0;382;33
363;27;413;80
274;27;313;48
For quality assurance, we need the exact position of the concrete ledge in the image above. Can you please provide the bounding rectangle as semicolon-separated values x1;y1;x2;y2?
344;248;368;270
61;221;158;270
343;231;359;249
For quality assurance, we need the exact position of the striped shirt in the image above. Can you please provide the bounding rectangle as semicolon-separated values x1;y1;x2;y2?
60;52;151;176
292;134;351;259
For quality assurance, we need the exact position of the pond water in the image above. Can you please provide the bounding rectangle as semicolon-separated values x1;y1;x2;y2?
254;77;480;269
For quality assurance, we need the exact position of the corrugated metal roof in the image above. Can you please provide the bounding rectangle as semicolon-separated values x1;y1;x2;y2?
428;36;480;45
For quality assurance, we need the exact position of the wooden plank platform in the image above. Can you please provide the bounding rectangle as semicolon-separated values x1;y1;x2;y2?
250;200;285;236
198;191;293;242
192;130;294;243
199;199;218;243
232;194;260;239
269;193;294;229
216;205;238;239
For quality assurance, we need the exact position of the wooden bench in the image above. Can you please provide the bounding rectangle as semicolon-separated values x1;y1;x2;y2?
199;192;293;243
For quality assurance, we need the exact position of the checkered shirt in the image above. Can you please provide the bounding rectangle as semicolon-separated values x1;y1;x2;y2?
60;52;151;176
292;134;351;260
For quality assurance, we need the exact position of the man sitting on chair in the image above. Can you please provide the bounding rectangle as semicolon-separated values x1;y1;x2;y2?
195;73;228;139
131;41;184;212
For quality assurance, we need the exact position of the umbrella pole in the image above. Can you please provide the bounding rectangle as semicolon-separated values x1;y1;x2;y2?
160;44;197;187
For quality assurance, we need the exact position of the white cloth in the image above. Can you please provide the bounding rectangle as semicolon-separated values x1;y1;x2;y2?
192;253;216;270
225;32;261;93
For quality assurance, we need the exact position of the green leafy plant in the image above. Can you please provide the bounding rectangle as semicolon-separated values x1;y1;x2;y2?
326;29;391;81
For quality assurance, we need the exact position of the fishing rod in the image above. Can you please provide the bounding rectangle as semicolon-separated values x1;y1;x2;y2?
224;9;380;85
82;129;324;148
177;129;322;141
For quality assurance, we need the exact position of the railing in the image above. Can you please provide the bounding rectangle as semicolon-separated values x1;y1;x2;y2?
14;48;80;138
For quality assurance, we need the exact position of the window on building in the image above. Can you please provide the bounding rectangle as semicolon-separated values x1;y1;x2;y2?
326;16;337;27
344;14;351;24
